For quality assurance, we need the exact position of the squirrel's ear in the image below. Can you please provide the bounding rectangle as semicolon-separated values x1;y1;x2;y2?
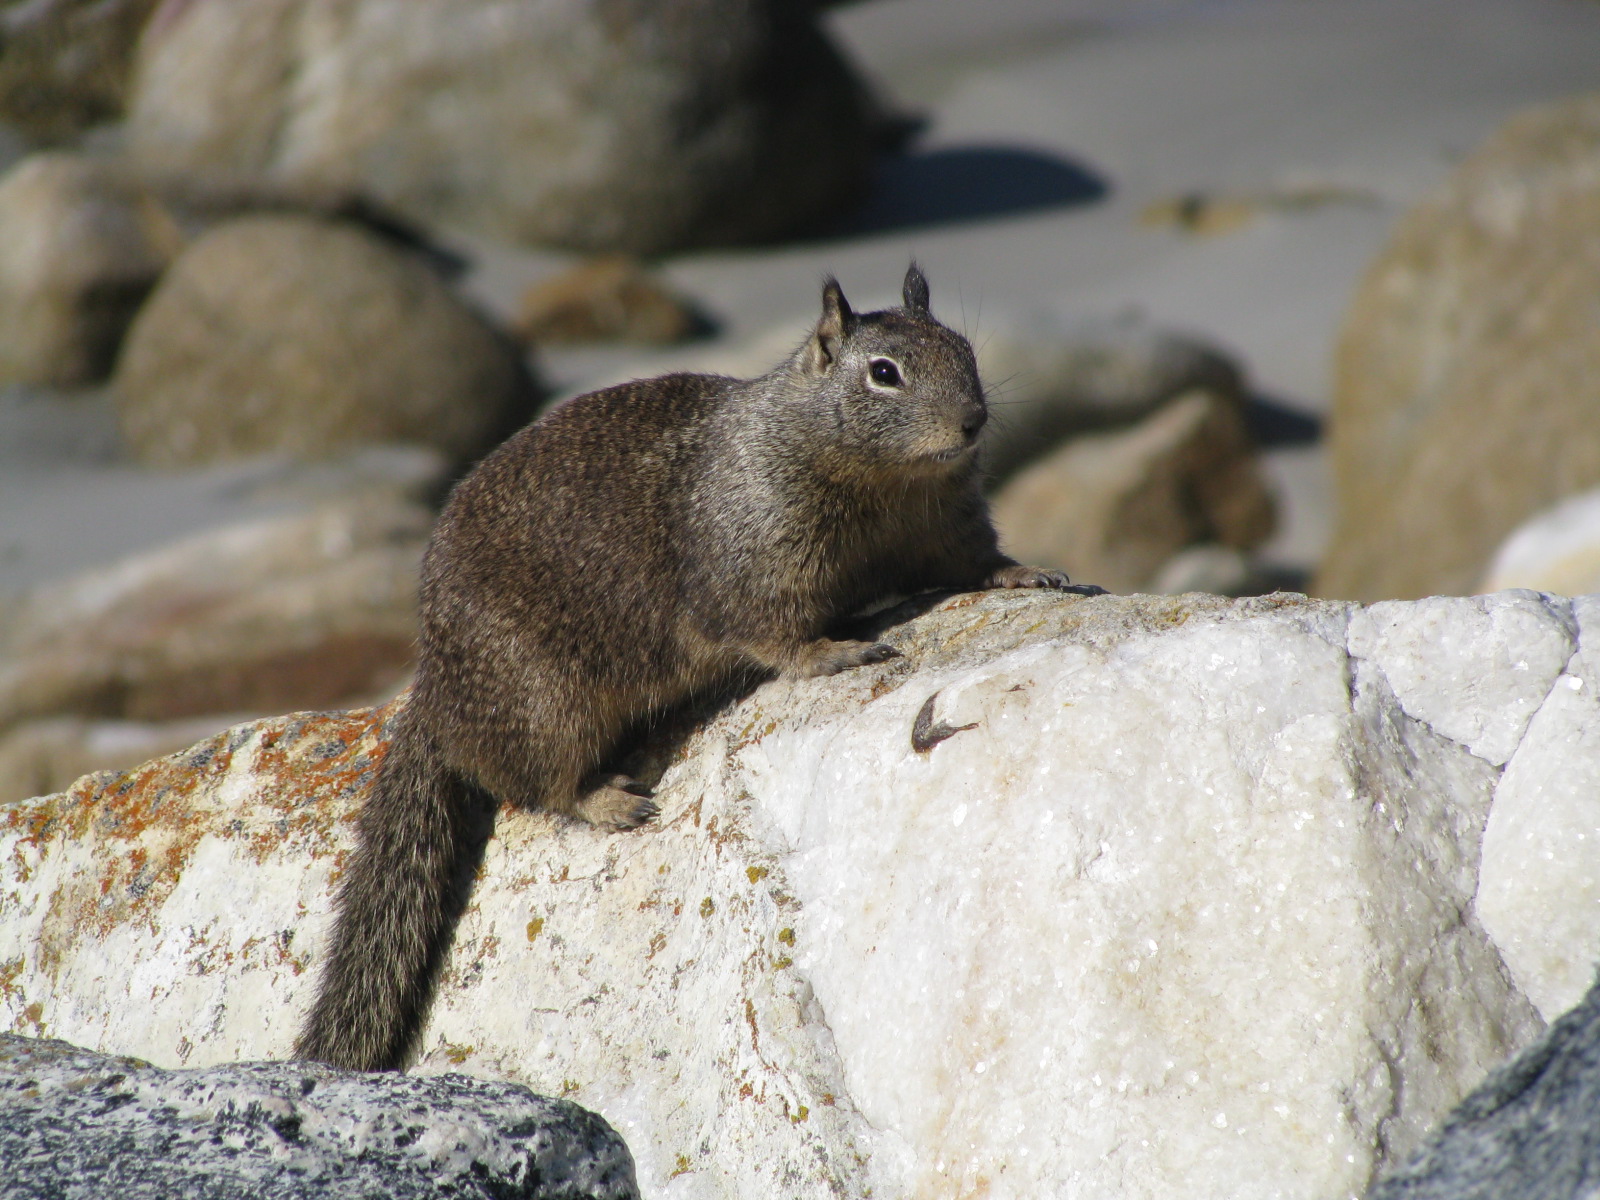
805;276;853;374
902;262;930;313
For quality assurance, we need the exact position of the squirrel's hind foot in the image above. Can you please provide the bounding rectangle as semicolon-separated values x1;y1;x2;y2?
577;775;660;830
793;638;902;678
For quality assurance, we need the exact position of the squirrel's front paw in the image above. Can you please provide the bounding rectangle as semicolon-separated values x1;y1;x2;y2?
985;564;1107;595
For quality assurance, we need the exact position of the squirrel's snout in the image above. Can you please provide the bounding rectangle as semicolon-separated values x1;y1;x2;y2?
961;407;987;440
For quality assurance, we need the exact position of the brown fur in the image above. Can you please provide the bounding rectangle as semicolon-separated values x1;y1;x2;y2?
295;266;1084;1070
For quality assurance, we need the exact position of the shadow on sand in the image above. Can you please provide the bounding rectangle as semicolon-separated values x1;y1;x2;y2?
826;144;1109;238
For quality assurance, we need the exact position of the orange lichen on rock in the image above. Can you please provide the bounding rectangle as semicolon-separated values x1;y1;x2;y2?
4;696;402;996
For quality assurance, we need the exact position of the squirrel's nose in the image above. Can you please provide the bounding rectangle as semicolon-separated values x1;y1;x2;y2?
961;407;987;439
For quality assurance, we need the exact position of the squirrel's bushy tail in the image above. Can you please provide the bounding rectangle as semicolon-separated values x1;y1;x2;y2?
296;713;496;1071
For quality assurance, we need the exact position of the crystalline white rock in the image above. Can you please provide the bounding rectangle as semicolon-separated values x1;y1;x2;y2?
1476;594;1600;1020
750;602;1533;1199
1347;591;1577;765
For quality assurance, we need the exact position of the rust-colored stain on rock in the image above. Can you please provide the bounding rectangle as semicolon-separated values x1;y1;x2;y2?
4;695;403;989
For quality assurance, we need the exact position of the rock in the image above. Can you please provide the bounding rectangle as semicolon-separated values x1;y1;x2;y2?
14;587;1600;1197
0;445;443;747
511;258;709;347
1480;487;1600;597
1317;93;1600;602
1367;973;1600;1200
1137;184;1381;238
113;213;536;467
0;0;159;142
976;313;1247;486
1474;602;1600;1021
989;389;1275;593
1351;591;1600;1016
0;152;180;387
0;713;247;808
124;0;876;255
0;1033;639;1199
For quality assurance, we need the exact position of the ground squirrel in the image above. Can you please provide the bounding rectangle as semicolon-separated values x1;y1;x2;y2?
296;264;1094;1071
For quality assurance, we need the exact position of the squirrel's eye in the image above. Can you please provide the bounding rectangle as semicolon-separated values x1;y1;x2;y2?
869;358;903;387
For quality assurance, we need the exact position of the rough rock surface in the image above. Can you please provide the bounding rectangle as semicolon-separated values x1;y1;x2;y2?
113;213;536;467
0;713;248;810
0;0;159;142
1367;973;1600;1200
0;152;180;386
0;1033;639;1199
989;389;1275;592
124;0;875;254
8;589;1599;1197
0;445;443;754
1317;92;1600;602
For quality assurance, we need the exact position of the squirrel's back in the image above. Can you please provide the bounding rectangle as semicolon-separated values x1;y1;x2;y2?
424;372;734;670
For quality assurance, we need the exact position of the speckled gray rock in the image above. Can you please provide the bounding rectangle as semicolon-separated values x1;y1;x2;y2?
1368;973;1600;1200
0;1033;638;1199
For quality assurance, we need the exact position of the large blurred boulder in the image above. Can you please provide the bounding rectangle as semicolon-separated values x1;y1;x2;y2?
124;0;876;254
511;257;709;347
975;314;1247;486
1480;487;1600;598
0;446;442;745
0;445;446;806
113;213;536;467
0;0;159;142
0;151;179;386
990;389;1275;593
1316;93;1600;602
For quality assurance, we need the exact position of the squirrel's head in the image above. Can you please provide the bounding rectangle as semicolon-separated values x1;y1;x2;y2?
790;263;986;475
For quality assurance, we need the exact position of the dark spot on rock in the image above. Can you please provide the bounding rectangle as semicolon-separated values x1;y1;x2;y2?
911;692;979;753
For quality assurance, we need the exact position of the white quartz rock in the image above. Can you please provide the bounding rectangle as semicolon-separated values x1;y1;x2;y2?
1347;592;1577;766
1475;593;1600;1020
750;604;1523;1199
6;590;1588;1200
